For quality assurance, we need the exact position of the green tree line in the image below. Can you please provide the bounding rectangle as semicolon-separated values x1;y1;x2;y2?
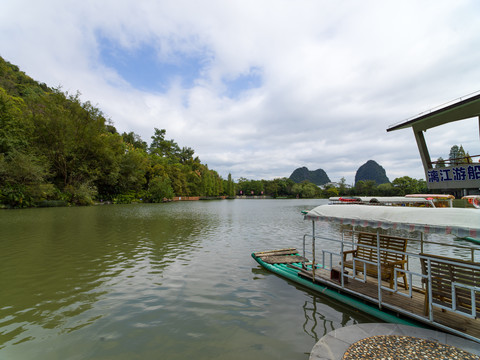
236;176;428;199
0;57;235;208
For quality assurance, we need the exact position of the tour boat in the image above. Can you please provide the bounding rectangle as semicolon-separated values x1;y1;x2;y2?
330;194;457;208
463;195;480;209
252;204;480;343
329;196;436;207
405;194;455;207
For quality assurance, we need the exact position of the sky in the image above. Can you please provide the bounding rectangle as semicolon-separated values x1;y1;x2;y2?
1;0;480;184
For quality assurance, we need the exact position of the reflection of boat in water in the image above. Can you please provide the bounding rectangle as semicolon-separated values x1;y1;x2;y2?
252;204;480;343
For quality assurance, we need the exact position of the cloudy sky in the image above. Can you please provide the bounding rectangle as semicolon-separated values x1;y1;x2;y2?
1;0;480;184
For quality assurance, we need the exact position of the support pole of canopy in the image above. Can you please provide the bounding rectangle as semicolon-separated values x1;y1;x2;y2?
413;127;432;177
376;230;382;309
421;232;424;255
340;230;345;287
312;220;316;282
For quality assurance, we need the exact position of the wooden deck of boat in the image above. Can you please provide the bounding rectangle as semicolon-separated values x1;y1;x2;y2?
296;266;480;340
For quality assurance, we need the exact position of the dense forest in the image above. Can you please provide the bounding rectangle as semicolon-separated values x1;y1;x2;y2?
0;57;431;208
0;57;235;208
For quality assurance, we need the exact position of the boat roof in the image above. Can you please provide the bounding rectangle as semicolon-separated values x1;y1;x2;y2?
329;196;433;204
305;204;480;237
405;194;455;200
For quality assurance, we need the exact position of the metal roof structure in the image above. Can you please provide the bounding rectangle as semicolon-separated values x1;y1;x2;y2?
387;91;480;132
386;91;480;194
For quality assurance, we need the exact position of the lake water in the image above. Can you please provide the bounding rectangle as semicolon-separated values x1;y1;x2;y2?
0;199;380;360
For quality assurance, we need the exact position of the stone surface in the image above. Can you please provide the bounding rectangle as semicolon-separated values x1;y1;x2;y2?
309;323;480;360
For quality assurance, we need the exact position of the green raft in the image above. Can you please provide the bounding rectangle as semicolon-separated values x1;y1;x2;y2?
251;251;422;327
456;236;480;245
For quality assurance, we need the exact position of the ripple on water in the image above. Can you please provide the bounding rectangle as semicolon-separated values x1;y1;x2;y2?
0;200;388;360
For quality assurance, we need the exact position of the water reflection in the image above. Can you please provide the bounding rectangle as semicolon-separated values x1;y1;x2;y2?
301;293;372;343
302;297;321;341
0;199;380;360
0;204;205;349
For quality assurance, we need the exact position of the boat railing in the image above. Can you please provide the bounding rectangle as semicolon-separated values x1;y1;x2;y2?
302;228;480;343
420;254;480;320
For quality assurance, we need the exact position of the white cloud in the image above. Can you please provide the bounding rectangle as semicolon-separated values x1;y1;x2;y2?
1;0;479;184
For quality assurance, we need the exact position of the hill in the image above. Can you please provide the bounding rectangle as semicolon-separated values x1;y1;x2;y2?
0;56;233;208
355;160;390;185
289;167;330;185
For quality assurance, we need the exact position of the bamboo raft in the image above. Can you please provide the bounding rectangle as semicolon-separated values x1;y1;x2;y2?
253;248;480;341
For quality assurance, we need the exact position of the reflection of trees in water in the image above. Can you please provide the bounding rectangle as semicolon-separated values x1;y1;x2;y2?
0;204;207;348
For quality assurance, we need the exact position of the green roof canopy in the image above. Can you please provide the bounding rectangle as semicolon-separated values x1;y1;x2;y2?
387;92;480;132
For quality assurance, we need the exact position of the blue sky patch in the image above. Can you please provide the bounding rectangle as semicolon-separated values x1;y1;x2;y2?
97;35;207;92
223;67;262;98
97;34;262;97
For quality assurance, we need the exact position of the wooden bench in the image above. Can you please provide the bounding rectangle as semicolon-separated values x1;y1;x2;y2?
342;232;408;289
420;253;480;317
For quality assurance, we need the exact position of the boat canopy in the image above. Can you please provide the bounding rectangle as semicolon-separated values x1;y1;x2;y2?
305;204;480;237
329;196;433;205
405;194;455;199
463;195;480;209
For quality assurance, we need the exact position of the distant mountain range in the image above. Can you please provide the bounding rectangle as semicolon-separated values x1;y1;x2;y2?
354;160;390;185
289;167;330;185
289;160;390;185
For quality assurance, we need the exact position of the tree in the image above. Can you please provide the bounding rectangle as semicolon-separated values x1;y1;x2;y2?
122;131;147;151
364;180;376;196
264;179;280;198
457;145;467;164
147;177;174;202
0;149;49;185
179;146;195;164
435;157;446;168
0;88;32;154
149;128;180;158
226;173;235;197
301;182;318;198
354;180;365;195
169;163;188;196
0;150;51;208
377;183;394;196
391;176;426;196
338;177;348;196
117;145;148;194
323;186;339;198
